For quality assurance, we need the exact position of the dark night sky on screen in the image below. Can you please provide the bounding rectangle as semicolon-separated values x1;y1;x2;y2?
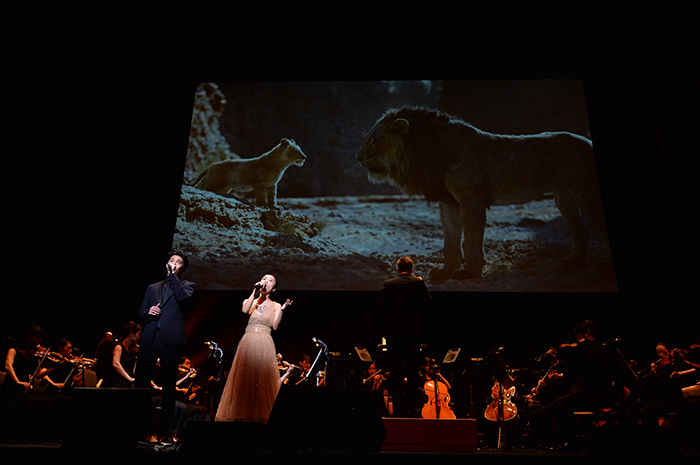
5;4;698;366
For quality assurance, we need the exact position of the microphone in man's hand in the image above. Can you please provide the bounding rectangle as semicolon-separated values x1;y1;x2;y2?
167;264;173;275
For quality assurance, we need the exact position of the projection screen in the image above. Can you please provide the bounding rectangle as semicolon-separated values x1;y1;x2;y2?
173;80;617;293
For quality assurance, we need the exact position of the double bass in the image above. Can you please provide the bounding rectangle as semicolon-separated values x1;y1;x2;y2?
420;362;456;419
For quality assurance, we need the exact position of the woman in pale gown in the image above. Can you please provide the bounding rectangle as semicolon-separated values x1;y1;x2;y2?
215;274;292;424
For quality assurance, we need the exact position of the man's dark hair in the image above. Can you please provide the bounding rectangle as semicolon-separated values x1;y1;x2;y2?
25;325;44;339
397;256;414;273
168;250;190;270
574;320;596;339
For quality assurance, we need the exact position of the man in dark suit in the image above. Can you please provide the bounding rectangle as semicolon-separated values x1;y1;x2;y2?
135;250;196;441
377;256;431;417
527;320;619;448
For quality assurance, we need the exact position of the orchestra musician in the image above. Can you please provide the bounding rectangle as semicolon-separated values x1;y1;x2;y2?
633;342;685;427
363;360;391;416
93;331;114;359
101;322;142;388
177;357;204;402
527;320;619;449
670;343;700;396
669;342;700;453
418;357;456;419
364;360;388;392
282;354;311;385
478;354;526;448
2;325;45;396
39;338;84;394
521;368;567;448
522;352;568;415
0;325;64;441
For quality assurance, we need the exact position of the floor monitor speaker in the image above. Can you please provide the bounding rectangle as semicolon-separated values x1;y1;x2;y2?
264;385;386;452
63;387;151;450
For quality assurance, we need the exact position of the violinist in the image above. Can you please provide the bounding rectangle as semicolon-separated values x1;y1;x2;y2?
364;360;391;416
364;360;388;392
634;342;684;426
1;325;45;396
523;351;568;414
670;343;700;396
177;357;210;421
177;357;199;399
284;354;311;386
40;338;84;394
527;320;619;449
670;343;700;453
0;325;63;441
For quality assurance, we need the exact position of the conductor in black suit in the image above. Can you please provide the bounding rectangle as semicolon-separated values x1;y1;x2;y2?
377;256;431;417
135;250;196;441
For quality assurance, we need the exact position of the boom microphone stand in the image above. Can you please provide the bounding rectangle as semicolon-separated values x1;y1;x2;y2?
303;337;329;386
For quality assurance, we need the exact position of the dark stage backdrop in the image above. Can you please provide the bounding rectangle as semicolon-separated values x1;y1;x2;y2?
5;7;697;407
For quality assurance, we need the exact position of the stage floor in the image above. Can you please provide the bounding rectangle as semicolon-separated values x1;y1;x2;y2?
2;441;698;464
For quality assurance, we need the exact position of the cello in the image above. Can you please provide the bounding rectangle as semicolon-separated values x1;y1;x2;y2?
484;375;518;423
483;348;519;449
420;361;456;419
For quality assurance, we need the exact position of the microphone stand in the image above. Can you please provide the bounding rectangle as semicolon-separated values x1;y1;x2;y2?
497;381;506;449
305;338;329;387
204;340;224;416
432;364;442;419
487;346;509;449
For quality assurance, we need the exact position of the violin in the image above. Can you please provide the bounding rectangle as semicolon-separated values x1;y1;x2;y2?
176;365;198;387
363;368;389;391
17;344;48;358
526;359;564;400
279;363;299;384
420;364;456;419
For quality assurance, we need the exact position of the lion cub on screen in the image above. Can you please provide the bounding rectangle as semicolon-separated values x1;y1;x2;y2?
190;138;306;207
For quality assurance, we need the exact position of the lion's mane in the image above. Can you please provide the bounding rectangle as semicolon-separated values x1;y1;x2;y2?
369;107;468;202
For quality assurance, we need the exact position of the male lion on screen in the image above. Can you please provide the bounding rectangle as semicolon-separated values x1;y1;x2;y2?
356;107;609;279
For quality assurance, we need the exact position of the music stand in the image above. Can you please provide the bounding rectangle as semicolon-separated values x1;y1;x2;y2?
442;348;461;365
355;347;373;363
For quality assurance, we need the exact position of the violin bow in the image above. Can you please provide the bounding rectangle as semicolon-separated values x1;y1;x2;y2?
28;346;51;387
